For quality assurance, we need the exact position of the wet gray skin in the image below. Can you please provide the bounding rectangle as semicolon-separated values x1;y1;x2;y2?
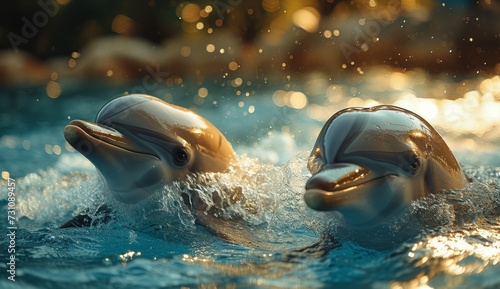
64;94;235;204
305;105;467;231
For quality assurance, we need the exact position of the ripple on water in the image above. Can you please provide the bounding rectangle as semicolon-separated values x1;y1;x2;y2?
1;150;499;288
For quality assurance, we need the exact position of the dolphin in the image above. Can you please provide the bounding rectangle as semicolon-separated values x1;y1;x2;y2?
63;94;235;204
304;105;467;247
60;94;274;244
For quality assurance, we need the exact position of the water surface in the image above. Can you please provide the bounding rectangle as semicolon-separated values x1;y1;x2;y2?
1;71;499;288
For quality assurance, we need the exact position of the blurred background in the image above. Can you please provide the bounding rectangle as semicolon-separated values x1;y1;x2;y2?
1;0;499;86
1;0;500;177
1;3;500;289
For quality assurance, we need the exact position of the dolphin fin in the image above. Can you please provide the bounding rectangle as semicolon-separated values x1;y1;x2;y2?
195;212;339;254
195;212;315;250
279;236;339;261
59;204;114;228
195;213;274;249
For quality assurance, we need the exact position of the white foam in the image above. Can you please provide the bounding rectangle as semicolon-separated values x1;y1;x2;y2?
13;169;104;225
235;131;298;165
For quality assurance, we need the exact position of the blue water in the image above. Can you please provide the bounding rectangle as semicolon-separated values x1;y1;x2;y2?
1;75;500;288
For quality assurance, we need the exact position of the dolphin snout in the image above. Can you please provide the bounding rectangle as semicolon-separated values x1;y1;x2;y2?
305;164;363;191
305;163;373;211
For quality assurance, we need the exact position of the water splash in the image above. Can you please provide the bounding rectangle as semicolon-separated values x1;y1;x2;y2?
104;152;319;241
1;169;102;227
412;168;500;229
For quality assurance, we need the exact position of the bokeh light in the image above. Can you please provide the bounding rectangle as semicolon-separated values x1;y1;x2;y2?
181;3;201;23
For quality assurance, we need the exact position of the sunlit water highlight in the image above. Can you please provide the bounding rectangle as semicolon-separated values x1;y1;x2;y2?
1;70;499;288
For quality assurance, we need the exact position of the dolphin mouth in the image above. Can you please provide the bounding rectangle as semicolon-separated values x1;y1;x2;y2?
64;119;161;202
304;163;391;211
64;120;158;159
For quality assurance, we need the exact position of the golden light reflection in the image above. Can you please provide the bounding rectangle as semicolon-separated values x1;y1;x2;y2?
302;70;500;135
44;144;53;154
463;90;480;107
272;90;308;109
326;85;344;103
394;227;500;289
347;97;364;107
307;104;333;122
273;90;287;106
426;229;500;273
1;171;9;180
289;92;307;109
46;81;61;98
268;15;290;45
228;61;239;71
53;145;62;155
180;46;191;57
292;7;320;33
415;99;439;121
181;254;211;263
389;72;409;90
181;4;201;23
111;14;135;34
364;99;381;107
68;58;76;68
479;75;500;98
190;128;203;135
119;251;142;263
231;77;243;87
198;87;208;98
262;0;280;12
206;44;215;53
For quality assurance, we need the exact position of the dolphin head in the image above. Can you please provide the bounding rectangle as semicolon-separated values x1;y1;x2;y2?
304;105;466;228
64;94;235;203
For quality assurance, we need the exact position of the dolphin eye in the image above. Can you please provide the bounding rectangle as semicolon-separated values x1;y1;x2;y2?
402;152;421;175
172;147;189;167
410;157;420;171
